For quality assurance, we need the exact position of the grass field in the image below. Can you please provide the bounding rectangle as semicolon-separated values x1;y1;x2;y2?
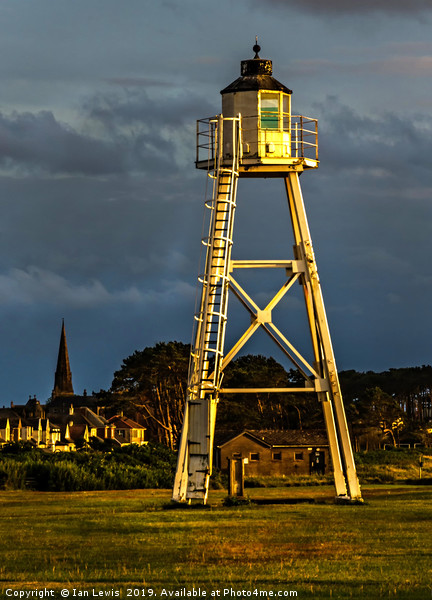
0;485;431;600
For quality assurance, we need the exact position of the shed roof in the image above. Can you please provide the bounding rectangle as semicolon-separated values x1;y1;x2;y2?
217;429;328;449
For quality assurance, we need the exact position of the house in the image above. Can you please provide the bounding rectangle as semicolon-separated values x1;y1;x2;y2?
107;415;147;446
0;411;14;445
0;403;147;451
216;429;330;477
23;417;52;447
0;408;32;444
0;406;69;450
46;405;107;447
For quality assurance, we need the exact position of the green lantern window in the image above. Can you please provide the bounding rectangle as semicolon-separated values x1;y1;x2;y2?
260;93;279;129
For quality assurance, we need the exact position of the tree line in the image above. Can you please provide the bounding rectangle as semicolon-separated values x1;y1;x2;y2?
97;341;432;451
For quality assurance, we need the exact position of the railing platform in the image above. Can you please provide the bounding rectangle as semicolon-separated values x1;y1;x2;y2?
196;114;319;175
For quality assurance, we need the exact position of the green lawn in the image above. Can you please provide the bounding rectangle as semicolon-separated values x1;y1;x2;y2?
0;485;431;600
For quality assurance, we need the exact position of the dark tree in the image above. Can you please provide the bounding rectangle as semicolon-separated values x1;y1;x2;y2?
340;366;432;426
109;341;190;450
217;355;321;431
101;343;432;451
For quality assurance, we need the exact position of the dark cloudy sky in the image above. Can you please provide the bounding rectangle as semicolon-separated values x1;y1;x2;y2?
2;0;432;403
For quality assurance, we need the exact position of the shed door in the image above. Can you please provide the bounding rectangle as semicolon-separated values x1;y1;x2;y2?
309;450;326;475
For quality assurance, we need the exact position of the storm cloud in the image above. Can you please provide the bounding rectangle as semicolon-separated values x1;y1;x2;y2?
251;0;432;15
0;0;432;402
0;87;215;178
0;110;126;175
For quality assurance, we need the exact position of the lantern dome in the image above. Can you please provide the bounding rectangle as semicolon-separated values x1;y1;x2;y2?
220;45;292;95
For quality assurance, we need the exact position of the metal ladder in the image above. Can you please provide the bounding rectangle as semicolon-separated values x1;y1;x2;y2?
172;115;240;502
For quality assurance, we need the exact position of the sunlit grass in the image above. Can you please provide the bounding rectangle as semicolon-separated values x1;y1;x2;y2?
0;486;431;599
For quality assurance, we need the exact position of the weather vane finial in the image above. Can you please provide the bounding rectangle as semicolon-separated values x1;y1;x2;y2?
253;36;261;59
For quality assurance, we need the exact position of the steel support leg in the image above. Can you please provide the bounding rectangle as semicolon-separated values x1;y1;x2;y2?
285;173;362;500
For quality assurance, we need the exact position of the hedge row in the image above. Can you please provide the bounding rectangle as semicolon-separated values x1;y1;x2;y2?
0;443;177;491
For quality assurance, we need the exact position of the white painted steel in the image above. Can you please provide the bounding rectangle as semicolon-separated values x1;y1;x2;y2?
174;106;362;503
172;116;240;502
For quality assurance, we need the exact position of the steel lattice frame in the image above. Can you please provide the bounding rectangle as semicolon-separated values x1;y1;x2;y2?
173;115;362;504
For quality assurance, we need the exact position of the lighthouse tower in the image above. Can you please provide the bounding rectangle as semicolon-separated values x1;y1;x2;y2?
172;43;362;503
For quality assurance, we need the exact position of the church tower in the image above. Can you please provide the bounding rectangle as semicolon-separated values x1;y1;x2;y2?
52;319;74;398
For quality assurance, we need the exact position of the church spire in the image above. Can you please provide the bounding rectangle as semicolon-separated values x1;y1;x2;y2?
52;319;74;398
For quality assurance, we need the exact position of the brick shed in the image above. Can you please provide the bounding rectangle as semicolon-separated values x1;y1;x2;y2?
216;429;330;477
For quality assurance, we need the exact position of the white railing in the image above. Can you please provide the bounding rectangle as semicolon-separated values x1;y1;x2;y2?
196;114;318;166
290;115;319;161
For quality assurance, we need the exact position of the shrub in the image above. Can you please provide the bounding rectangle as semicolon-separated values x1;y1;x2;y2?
0;443;176;491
